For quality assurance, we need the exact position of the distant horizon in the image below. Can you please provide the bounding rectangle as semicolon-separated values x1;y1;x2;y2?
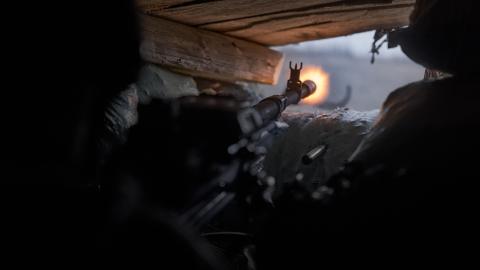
274;30;407;60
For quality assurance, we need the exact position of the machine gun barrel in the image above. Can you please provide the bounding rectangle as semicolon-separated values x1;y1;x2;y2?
237;62;316;136
253;80;316;124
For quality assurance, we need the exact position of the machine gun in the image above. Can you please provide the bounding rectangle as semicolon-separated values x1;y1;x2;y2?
174;62;316;229
118;62;316;232
103;62;316;269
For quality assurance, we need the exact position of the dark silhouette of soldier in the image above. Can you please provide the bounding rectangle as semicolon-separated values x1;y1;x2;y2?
257;1;480;268
2;1;226;268
2;0;140;262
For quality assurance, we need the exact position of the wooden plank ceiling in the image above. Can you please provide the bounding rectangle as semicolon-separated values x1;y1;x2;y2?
136;0;415;46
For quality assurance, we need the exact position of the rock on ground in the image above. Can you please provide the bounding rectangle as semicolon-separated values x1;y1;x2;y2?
136;64;199;103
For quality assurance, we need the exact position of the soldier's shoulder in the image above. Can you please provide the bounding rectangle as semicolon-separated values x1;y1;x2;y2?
381;77;460;114
382;80;429;109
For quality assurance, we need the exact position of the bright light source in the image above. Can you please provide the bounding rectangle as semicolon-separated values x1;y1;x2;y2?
300;65;330;105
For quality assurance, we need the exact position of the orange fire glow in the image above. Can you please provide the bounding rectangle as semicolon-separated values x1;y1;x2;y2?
300;65;330;105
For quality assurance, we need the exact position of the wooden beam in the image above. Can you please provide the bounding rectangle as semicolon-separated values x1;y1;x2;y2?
201;1;413;35
136;0;196;12
231;5;414;45
136;0;414;46
136;0;342;25
139;14;284;84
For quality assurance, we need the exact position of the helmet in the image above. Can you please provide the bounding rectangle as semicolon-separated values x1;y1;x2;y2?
392;0;479;76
